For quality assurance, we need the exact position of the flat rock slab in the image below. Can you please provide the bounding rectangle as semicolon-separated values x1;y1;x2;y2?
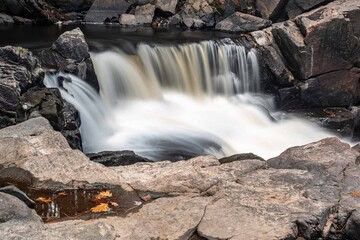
0;118;360;239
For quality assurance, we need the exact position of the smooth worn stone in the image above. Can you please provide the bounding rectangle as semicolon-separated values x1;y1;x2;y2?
135;4;156;25
0;117;129;189
0;185;35;208
215;12;272;33
0;119;359;239
0;192;43;236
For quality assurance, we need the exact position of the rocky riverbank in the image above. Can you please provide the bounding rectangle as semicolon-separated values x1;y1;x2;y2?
1;117;360;239
1;0;360;140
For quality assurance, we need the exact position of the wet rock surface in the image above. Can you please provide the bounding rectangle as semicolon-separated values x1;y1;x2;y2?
36;28;99;91
285;107;357;137
87;150;151;166
0;117;359;239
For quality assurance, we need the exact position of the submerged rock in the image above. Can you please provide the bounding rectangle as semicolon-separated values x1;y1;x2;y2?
286;107;357;137
87;150;151;166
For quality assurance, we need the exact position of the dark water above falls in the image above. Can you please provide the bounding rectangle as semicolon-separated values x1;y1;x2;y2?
0;24;239;51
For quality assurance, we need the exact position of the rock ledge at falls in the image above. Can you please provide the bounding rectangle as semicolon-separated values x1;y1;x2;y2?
1;117;360;240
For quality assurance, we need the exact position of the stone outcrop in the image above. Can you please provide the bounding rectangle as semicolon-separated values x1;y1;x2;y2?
215;12;271;33
36;28;99;91
0;118;359;239
0;46;43;128
0;29;88;149
251;0;360;138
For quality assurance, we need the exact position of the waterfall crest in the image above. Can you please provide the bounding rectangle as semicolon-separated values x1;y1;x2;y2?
45;39;334;161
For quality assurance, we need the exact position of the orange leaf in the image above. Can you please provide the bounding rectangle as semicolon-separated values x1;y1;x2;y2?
110;202;119;207
91;203;110;213
36;197;52;203
57;192;68;197
350;191;360;198
94;191;113;200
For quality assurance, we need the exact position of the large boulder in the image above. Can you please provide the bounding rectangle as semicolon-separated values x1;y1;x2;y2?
36;28;99;91
251;0;360;113
272;1;360;80
215;11;271;32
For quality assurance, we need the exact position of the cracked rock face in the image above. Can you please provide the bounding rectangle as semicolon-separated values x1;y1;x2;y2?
0;117;360;239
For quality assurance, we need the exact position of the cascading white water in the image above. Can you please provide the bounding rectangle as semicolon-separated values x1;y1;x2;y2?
45;39;334;161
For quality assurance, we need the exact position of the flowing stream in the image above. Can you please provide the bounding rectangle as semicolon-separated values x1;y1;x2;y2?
45;39;334;161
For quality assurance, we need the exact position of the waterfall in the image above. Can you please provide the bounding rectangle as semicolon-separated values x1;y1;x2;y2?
45;39;334;161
